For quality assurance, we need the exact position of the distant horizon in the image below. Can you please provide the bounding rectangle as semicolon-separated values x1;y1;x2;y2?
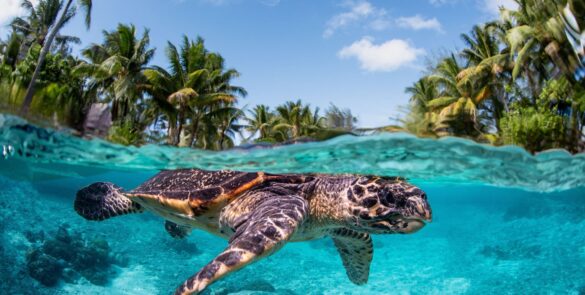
0;0;517;128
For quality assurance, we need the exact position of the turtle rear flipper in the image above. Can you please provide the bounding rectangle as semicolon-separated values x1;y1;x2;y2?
165;221;192;239
74;182;143;221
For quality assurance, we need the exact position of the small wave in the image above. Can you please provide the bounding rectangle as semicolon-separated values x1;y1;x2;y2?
1;114;584;192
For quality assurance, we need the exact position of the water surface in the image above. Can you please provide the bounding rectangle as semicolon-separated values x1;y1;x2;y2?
1;114;584;294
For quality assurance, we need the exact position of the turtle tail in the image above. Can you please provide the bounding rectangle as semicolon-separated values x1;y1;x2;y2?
74;182;143;221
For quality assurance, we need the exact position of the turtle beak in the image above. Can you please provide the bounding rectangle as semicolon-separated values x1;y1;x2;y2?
420;208;432;223
403;218;427;233
408;196;432;223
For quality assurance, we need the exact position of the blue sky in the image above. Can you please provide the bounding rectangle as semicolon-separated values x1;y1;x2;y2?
0;0;517;127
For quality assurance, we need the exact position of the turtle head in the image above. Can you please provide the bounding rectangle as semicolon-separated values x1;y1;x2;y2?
346;176;432;234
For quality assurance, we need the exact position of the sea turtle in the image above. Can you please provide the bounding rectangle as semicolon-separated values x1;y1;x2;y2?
74;169;432;295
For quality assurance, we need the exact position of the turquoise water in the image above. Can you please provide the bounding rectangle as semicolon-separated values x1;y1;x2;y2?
1;114;585;294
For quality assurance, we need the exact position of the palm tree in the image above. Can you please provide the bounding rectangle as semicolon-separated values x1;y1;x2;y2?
303;106;326;134
400;0;585;151
75;24;155;122
403;77;439;136
458;24;511;130
427;54;490;137
405;77;438;114
35;55;91;129
274;100;307;139
10;0;81;58
273;100;324;140
185;48;246;148
0;31;24;72
244;104;275;141
503;0;572;81
143;36;246;147
210;107;244;150
19;0;92;115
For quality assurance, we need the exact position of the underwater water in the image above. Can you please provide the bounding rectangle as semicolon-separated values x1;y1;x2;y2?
1;114;585;295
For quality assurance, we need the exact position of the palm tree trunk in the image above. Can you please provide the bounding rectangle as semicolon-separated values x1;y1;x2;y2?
167;111;183;146
19;0;74;115
175;110;185;146
525;69;538;105
167;124;176;145
219;124;228;150
187;115;200;148
493;86;506;132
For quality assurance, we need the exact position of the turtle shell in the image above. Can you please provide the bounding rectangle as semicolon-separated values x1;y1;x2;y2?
126;169;309;217
131;169;263;201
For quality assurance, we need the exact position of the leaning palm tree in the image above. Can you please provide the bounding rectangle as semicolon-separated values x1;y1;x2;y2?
11;0;81;57
19;0;92;115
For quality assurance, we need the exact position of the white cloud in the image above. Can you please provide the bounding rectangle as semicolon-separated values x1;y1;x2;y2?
396;15;443;32
0;0;36;37
0;0;23;24
323;1;388;38
338;37;425;72
482;0;518;16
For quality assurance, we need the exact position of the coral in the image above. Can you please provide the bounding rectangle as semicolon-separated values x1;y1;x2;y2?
26;249;64;286
24;230;45;244
25;225;123;286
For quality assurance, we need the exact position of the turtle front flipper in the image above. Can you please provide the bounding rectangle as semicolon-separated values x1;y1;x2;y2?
174;188;309;295
165;221;192;239
74;182;143;221
331;228;374;285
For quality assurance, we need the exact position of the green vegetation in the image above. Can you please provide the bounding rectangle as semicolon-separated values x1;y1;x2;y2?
244;101;357;144
0;0;357;150
17;0;93;115
403;0;585;153
1;0;583;153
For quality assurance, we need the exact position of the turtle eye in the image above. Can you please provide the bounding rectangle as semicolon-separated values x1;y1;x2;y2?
421;193;427;200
